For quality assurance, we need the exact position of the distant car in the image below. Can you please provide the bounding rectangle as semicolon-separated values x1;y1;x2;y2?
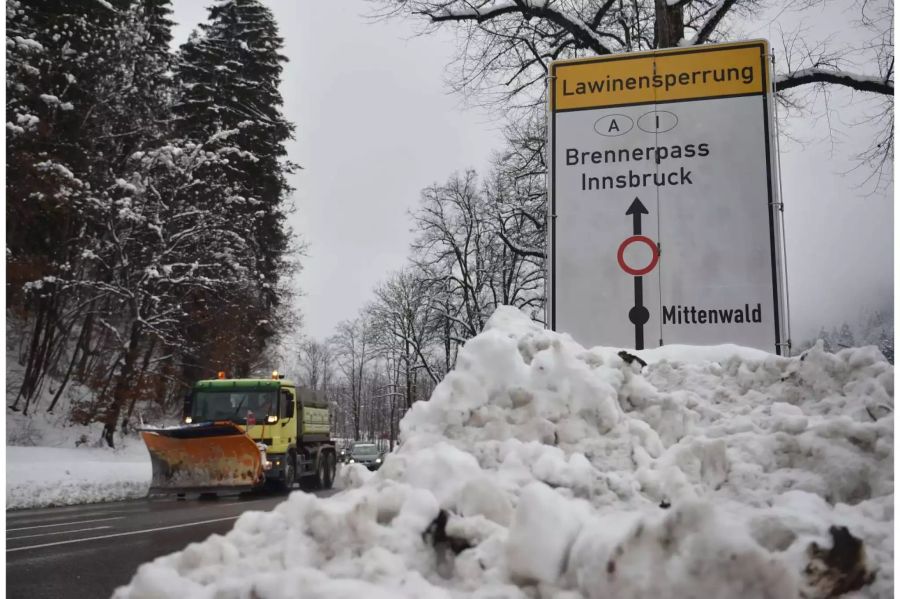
346;442;384;470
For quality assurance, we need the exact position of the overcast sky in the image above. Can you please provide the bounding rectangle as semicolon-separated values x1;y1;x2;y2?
172;1;893;350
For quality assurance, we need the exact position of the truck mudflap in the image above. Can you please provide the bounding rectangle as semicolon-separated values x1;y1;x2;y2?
140;422;266;494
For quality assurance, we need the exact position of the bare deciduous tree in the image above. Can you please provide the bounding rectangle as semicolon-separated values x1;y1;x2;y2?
370;269;442;399
375;0;893;176
329;317;376;440
296;338;333;392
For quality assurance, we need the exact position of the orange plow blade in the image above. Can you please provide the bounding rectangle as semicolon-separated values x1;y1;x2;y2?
140;422;265;494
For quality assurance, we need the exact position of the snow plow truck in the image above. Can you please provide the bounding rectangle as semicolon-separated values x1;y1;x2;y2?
140;372;337;496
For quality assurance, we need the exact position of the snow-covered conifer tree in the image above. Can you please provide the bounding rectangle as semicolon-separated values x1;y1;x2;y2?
6;0;170;414
173;0;296;378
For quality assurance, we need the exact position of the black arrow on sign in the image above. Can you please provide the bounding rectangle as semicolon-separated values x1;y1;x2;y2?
626;197;650;350
626;197;648;234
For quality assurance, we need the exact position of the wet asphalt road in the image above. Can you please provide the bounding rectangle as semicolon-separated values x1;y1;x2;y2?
6;488;336;599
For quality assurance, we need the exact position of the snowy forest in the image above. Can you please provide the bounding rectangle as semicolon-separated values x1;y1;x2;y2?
6;0;894;449
7;0;296;445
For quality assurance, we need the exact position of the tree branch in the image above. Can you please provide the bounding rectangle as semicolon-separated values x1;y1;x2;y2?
776;68;894;96
425;1;613;55
497;229;544;258
692;0;738;45
589;0;618;30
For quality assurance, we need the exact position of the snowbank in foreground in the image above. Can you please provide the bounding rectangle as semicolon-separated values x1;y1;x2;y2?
115;307;893;598
7;445;151;509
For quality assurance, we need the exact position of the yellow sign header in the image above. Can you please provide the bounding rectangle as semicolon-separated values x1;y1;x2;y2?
552;41;769;111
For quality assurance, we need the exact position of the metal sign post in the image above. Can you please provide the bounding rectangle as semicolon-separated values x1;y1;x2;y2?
549;40;788;353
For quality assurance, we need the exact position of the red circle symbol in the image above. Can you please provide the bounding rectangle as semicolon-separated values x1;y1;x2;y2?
617;235;659;276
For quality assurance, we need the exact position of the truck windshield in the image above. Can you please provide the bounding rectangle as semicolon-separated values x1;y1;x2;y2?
190;390;277;423
351;444;378;456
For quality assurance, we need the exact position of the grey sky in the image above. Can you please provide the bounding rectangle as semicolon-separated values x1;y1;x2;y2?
741;1;894;342
172;1;893;349
173;1;498;342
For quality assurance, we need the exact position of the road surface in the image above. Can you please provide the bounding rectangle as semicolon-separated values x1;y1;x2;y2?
7;488;335;598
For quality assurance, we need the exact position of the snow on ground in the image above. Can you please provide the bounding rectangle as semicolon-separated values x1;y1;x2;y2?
7;445;150;510
6;343;154;509
6;403;152;509
115;307;893;598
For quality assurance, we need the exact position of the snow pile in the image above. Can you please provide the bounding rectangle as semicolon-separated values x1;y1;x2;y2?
6;344;155;509
7;445;150;509
6;397;153;509
115;307;893;598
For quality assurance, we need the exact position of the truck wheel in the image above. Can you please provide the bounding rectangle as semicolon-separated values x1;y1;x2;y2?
322;451;336;490
315;453;326;489
281;451;297;491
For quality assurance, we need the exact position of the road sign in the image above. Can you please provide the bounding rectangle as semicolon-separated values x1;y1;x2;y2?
548;40;787;353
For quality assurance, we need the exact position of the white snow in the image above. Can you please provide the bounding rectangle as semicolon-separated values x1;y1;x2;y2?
39;93;62;106
16;112;40;127
7;445;150;510
5;402;153;510
11;36;44;52
112;306;893;597
776;68;891;86
34;160;79;184
6;345;156;510
115;177;138;193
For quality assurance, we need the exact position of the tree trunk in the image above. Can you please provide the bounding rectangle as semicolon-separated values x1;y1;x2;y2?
75;311;95;381
655;0;684;48
81;310;116;387
89;355;121;424
156;354;179;412
405;341;413;411
13;299;48;411
47;309;93;413
46;335;81;413
26;300;60;414
391;358;400;451
353;388;361;441
101;320;143;448
123;337;158;434
443;309;452;375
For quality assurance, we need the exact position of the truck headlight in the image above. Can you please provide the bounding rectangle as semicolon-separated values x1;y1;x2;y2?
375;458;381;463
349;459;355;463
184;416;193;424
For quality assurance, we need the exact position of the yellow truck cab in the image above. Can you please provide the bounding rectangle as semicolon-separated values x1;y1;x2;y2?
175;375;337;491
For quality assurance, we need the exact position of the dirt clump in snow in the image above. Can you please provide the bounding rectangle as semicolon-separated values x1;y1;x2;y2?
804;525;876;597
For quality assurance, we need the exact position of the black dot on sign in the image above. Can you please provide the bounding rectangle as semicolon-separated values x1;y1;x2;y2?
629;306;650;325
